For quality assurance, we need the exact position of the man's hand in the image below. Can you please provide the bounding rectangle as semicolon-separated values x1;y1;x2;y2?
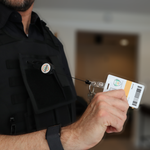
61;89;129;150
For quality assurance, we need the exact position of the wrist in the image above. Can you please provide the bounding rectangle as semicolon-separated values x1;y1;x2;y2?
60;124;77;150
60;123;88;150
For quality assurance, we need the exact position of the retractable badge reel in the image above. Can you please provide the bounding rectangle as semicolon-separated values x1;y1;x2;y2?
41;63;51;74
30;61;145;109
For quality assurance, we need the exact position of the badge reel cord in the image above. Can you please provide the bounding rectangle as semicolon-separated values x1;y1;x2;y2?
40;62;105;102
27;60;105;101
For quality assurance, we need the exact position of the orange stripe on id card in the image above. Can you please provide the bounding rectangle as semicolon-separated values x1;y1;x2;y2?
124;81;132;97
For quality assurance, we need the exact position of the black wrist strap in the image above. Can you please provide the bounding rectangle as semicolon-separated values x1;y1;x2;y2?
46;125;64;150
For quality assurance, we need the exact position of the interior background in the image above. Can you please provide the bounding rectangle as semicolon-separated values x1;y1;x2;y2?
34;0;150;149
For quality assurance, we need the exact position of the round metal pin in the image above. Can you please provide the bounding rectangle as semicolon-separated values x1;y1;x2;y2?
41;63;51;74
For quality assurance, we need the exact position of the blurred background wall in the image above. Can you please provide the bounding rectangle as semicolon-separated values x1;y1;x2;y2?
34;0;150;149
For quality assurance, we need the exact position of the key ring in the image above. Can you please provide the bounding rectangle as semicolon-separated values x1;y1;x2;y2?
89;84;96;95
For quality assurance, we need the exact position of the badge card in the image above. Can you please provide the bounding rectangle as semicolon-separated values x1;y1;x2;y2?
103;75;145;109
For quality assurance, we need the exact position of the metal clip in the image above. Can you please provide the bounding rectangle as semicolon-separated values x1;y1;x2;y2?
88;84;96;103
87;81;105;103
90;81;105;89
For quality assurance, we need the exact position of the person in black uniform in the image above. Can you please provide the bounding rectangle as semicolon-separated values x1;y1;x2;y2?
0;0;129;150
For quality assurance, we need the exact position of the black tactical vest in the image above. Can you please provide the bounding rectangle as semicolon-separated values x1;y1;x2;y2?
0;22;76;135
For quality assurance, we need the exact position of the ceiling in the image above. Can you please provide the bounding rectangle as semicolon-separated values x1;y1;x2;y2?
34;0;150;14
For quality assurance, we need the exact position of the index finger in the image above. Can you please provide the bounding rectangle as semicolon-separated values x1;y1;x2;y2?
102;89;127;102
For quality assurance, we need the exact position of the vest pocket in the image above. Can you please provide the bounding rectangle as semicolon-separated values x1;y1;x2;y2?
19;54;74;114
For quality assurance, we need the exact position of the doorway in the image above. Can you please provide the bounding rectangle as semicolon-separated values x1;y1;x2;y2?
75;31;138;138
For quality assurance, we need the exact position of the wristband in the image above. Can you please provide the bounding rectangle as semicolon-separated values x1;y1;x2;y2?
46;125;64;150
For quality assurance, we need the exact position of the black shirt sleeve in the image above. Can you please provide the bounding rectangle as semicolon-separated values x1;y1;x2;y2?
57;40;77;98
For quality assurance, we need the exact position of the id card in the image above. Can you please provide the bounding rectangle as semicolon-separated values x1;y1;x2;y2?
103;75;145;109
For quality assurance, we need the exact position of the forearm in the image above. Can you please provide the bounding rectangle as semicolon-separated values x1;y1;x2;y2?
0;125;80;150
0;126;80;150
0;130;49;150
